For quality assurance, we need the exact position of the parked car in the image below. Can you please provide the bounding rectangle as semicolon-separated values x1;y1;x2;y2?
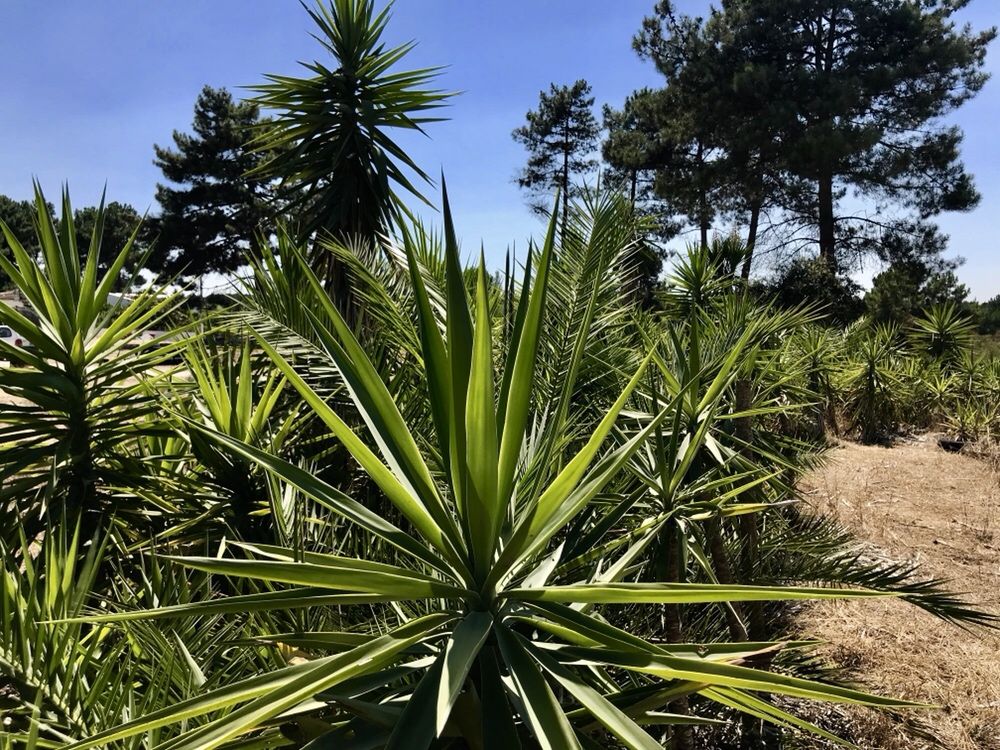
0;324;32;363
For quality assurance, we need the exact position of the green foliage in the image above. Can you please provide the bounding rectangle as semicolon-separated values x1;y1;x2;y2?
0;185;183;539
0;191;987;749
1;6;996;749
762;257;864;325
7;192;956;750
827;301;998;443
619;0;996;273
970;295;1000;335
865;259;969;325
151;86;277;282
601;92;678;301
0;196;145;292
70;202;149;289
910;302;975;362
250;0;454;244
512;80;601;222
629;10;734;250
840;322;906;442
0;196;46;287
0;524;134;744
174;338;300;541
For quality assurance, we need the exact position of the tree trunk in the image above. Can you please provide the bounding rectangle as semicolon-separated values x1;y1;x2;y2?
317;242;356;326
809;369;827;441
733;379;767;640
706;517;749;641
561;122;571;238
697;142;709;250
817;168;836;273
740;197;762;280
733;378;770;749
657;527;695;750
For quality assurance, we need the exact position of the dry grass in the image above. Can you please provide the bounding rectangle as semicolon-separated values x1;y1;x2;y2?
795;434;1000;749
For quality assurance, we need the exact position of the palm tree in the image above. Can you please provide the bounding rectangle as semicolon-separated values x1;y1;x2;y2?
250;0;454;304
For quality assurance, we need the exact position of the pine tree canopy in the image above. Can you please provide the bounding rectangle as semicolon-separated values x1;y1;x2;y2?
150;85;275;281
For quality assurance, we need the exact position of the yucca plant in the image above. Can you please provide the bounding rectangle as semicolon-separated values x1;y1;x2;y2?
793;324;842;439
840;322;906;443
0;522;123;745
250;0;454;244
910;302;974;363
0;522;210;748
173;338;300;541
920;366;957;427
631;249;829;747
64;195;918;750
0;185;184;540
944;396;997;443
0;520;298;749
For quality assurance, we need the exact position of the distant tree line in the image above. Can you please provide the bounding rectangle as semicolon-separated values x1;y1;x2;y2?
1;0;995;331
0;194;146;291
510;0;996;326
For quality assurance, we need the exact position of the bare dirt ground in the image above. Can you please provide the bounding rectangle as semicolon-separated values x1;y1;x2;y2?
797;435;1000;749
0;389;24;405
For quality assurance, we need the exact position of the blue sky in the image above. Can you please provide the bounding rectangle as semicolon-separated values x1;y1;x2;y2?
1;1;997;298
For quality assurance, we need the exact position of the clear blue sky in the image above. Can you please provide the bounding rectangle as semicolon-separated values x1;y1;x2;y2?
1;2;997;298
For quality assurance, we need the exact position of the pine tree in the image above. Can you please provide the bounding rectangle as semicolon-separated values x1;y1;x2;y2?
755;0;993;272
602;94;676;307
512;80;600;231
151;86;276;286
629;13;732;252
632;0;994;274
602;91;680;241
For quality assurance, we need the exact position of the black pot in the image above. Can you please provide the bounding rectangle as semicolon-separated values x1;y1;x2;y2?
938;437;965;453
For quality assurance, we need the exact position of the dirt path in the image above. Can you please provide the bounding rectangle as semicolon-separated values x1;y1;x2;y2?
797;436;1000;749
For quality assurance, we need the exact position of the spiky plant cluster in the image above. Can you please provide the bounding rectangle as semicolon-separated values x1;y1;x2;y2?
0;5;994;745
810;303;1000;444
0;182;993;750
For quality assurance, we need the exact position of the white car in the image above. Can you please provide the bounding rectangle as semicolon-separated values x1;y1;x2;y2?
0;325;27;349
0;324;31;362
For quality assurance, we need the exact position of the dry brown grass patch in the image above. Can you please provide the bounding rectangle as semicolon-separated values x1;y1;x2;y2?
794;435;1000;749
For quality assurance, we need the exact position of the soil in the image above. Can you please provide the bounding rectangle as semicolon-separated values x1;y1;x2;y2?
0;394;23;406
795;435;1000;749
